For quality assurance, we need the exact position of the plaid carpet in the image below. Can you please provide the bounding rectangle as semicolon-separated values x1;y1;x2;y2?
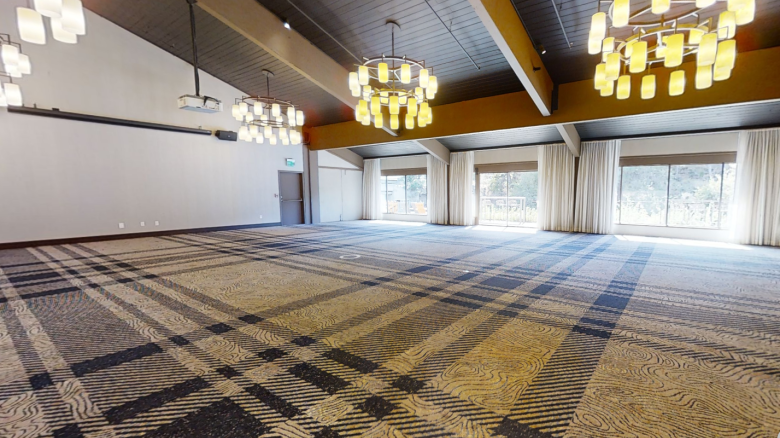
1;221;780;438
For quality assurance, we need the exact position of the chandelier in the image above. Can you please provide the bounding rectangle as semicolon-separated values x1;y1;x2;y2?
232;70;304;145
588;0;754;100
349;21;437;130
1;34;30;107
16;0;86;45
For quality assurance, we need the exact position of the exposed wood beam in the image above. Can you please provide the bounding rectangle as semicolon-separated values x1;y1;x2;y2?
308;47;780;150
196;0;398;137
556;124;581;157
468;0;554;116
326;149;364;169
415;139;450;165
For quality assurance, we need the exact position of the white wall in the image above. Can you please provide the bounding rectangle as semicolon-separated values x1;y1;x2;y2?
620;132;738;156
475;146;538;164
318;168;362;222
318;150;360;169
0;3;303;243
380;155;427;170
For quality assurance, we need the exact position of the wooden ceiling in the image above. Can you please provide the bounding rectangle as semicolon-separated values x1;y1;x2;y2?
512;0;780;84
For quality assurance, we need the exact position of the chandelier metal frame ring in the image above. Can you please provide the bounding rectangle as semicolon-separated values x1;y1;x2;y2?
231;70;304;145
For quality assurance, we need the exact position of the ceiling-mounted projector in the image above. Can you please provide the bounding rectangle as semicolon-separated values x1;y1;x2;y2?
178;94;222;113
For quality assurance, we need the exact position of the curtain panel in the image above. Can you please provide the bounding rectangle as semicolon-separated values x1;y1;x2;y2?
735;129;780;246
538;144;576;231
427;155;448;224
449;151;475;226
574;140;621;234
362;159;383;220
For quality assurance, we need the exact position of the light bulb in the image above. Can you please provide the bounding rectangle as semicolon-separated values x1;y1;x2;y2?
617;75;631;100
641;74;656;99
629;41;647;73
358;65;369;85
400;64;411;84
696;65;713;89
17;8;46;45
669;70;686;96
378;62;388;83
61;0;86;35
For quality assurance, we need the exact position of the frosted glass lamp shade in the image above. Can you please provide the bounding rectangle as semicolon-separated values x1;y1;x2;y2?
629;41;647;73
698;33;718;66
605;52;621;81
669;70;686;96
419;102;430;121
407;97;417;116
400;64;411;84
419;69;429;88
427;108;433;124
613;0;630;28
358;99;368;117
4;83;23;106
296;110;304;126
231;105;240;119
624;40;636;58
0;94;7;107
61;0;86;35
389;96;399;115
718;11;736;39
664;34;684;68
270;135;277;145
379;91;388;104
271;103;281;117
594;63;607;90
428;76;438;93
426;87;435;99
588;12;606;54
264;125;272;138
374;114;383;129
18;54;32;75
238;126;248;140
287;107;296;126
51;18;78;44
727;0;748;11
34;0;62;18
254;102;263;115
617;75;631;100
378;63;388;83
279;127;288;139
245;112;254;122
256;136;264;144
600;79;614;97
2;45;20;68
350;87;360;97
399;95;407;105
696;0;716;6
239;102;248;115
348;72;359;89
652;0;670;14
282;137;289;146
390;114;399;130
405;113;414;129
715;39;736;71
358;66;369;85
370;96;380;115
641;75;656;99
418;114;427;128
688;28;705;45
736;0;755;24
696;65;713;89
361;114;371;126
17;8;46;45
602;37;615;54
249;125;259;138
414;87;423;99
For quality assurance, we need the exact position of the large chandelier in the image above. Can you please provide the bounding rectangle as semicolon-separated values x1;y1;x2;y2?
232;70;304;145
349;21;437;130
588;0;754;100
15;0;86;45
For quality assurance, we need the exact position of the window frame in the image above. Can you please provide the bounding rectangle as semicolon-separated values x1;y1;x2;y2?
380;171;428;216
616;153;736;230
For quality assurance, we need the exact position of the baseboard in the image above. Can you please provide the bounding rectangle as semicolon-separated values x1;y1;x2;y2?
0;222;283;250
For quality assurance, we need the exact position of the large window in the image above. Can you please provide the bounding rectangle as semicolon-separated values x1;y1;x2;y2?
616;161;736;229
479;171;538;227
380;174;427;215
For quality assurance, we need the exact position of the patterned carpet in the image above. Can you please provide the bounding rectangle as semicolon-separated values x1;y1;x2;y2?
1;221;780;438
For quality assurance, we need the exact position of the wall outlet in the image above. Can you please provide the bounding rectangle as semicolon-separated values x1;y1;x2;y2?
155;221;160;226
140;221;145;227
118;222;125;229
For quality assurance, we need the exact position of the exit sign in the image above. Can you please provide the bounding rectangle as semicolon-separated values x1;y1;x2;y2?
285;158;295;167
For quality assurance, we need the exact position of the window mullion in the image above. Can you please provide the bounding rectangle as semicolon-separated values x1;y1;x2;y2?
664;165;671;227
718;163;725;229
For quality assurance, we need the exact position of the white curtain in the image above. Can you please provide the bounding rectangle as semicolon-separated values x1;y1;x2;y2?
734;129;780;246
362;159;382;220
574;140;621;234
449;151;475;226
427;155;448;224
538;144;575;231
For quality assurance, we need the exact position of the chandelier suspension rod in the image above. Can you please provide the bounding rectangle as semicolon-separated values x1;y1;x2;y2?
282;0;362;64
550;0;573;49
423;0;480;70
186;0;201;97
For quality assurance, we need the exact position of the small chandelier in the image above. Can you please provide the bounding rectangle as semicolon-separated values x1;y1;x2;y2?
16;0;86;45
232;70;304;146
588;0;754;100
1;34;31;107
349;20;437;130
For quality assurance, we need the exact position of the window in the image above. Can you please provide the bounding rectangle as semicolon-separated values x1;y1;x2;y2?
616;162;736;229
479;171;538;227
380;174;427;215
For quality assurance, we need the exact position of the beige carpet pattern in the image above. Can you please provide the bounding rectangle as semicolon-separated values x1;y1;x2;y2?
1;221;779;437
